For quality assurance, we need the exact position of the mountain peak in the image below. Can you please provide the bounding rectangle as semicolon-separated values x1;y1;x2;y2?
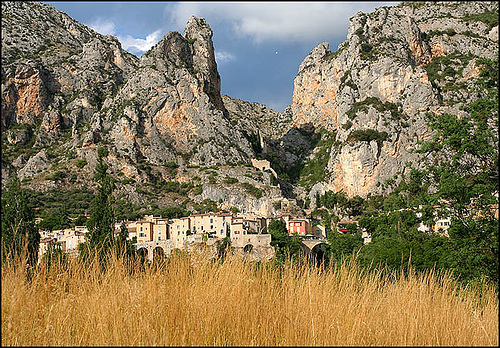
183;16;223;110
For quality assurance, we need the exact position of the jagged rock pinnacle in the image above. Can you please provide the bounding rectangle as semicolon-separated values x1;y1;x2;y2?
184;16;223;110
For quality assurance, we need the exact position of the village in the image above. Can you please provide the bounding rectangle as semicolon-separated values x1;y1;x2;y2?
37;196;457;263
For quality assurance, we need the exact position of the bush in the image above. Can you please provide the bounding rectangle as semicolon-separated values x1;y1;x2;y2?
48;170;66;181
224;177;238;184
347;129;388;145
241;182;263;199
346;97;402;120
76;159;87;169
164;161;179;168
342;120;353;130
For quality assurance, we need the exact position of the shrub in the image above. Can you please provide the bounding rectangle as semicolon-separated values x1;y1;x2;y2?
164;161;179;168
346;97;403;120
76;159;87;169
48;170;66;181
224;177;239;184
241;182;263;199
342;120;353;130
347;129;389;145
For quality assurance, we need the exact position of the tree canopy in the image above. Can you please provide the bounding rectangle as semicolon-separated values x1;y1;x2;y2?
1;171;40;266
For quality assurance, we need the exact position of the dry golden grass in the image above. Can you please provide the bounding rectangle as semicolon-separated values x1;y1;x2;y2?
2;249;498;346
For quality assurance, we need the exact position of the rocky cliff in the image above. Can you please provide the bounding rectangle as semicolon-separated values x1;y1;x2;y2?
290;1;498;202
1;1;287;215
2;1;498;217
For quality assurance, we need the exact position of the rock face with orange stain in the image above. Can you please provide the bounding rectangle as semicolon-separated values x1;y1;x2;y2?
1;2;276;212
2;2;254;188
101;15;254;168
290;1;498;200
1;1;498;213
1;1;139;159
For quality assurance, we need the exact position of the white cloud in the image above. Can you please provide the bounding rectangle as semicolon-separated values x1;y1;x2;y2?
88;18;116;36
86;17;162;55
117;30;163;53
167;2;398;44
215;51;235;63
168;2;401;44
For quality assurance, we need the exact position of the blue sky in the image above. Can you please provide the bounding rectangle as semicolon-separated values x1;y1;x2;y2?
43;2;398;111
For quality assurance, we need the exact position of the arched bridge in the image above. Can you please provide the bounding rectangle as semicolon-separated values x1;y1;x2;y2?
136;240;174;262
301;238;329;265
302;238;328;253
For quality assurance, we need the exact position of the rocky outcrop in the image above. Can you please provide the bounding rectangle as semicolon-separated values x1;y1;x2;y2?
2;1;498;215
95;15;254;170
291;1;499;198
222;95;293;140
1;1;138;131
1;2;286;210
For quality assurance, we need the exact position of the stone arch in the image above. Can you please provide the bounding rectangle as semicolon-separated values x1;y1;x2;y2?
302;240;324;253
309;243;329;267
137;247;148;259
243;244;254;253
153;246;165;262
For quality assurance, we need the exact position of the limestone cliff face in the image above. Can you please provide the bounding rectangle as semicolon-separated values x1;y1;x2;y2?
97;15;254;170
1;2;273;213
2;1;498;214
2;3;252;179
291;1;498;198
1;1;139;134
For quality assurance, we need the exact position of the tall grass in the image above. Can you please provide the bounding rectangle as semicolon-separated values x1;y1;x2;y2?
2;249;498;346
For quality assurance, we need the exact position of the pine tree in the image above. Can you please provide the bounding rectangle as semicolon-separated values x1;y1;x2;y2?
79;147;116;261
1;171;40;265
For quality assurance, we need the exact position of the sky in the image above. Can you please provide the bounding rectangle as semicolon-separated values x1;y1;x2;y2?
43;1;398;112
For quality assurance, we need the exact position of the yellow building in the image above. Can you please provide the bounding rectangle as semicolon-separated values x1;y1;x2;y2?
136;220;154;243
170;217;191;249
153;218;170;242
230;217;245;238
190;212;231;238
125;221;137;241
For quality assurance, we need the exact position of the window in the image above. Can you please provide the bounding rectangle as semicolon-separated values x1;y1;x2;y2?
201;226;204;230
210;225;214;230
210;218;213;223
140;227;143;231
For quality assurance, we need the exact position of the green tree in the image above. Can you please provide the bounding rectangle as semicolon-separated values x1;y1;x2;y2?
327;232;363;264
73;215;88;227
1;172;40;265
413;57;499;285
37;205;71;231
40;243;68;270
79;147;116;262
216;236;232;260
116;221;136;257
268;219;304;261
